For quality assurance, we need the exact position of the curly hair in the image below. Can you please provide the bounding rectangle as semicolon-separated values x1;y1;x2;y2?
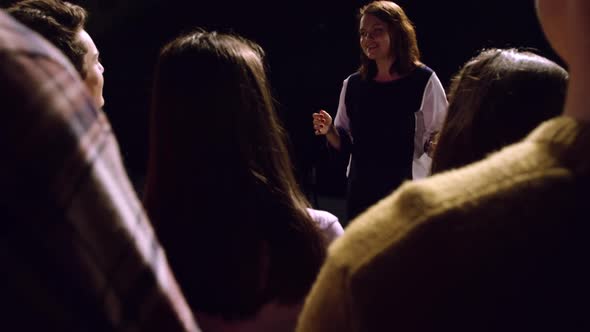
8;0;88;77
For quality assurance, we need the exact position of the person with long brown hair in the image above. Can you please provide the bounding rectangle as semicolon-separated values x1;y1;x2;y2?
144;30;342;332
312;0;447;220
431;48;567;174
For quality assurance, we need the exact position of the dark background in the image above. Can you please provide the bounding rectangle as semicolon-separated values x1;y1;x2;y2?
2;0;563;200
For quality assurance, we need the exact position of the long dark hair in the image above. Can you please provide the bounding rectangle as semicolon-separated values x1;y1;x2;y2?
144;31;326;319
358;1;421;80
431;48;568;174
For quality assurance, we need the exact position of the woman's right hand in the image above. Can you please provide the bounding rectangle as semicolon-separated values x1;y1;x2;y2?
312;110;333;136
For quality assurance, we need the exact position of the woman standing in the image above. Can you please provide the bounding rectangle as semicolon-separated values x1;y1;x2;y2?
313;1;447;220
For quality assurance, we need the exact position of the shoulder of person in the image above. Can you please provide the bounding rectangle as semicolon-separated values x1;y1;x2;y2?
341;72;363;94
344;71;362;83
349;71;362;78
0;11;78;76
409;64;436;84
415;64;434;75
326;130;573;272
307;208;339;230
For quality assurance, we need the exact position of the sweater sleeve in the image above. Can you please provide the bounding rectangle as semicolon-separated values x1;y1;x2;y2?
296;257;354;332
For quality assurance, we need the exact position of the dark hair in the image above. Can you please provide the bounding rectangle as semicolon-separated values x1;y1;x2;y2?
358;1;421;79
431;48;568;174
144;31;327;319
7;0;88;77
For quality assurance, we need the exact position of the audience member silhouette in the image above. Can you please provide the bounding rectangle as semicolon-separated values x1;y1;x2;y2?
144;30;342;332
0;9;198;332
431;48;567;174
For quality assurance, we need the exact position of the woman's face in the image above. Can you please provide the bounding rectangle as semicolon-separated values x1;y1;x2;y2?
77;29;105;108
359;14;392;62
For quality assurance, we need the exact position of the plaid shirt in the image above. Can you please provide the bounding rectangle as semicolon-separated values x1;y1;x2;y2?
0;10;199;332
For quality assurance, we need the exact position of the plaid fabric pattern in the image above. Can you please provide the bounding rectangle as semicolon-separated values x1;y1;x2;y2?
0;10;199;332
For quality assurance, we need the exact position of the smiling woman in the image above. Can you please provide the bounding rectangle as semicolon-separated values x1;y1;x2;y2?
311;0;448;220
359;14;391;69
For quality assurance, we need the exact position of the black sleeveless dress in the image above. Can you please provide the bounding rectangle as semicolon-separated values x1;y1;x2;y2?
338;66;434;219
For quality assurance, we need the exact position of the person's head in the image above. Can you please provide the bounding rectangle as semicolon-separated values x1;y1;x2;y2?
8;0;104;108
146;30;305;218
145;30;326;317
431;48;568;174
358;1;420;79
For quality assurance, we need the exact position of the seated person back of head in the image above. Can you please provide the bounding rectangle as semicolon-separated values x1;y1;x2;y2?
296;1;590;331
431;48;567;174
144;30;343;332
0;9;198;332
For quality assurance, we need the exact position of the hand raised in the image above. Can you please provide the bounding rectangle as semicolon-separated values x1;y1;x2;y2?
312;110;333;135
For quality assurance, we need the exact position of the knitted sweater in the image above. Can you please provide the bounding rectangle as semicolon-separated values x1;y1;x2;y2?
297;116;590;332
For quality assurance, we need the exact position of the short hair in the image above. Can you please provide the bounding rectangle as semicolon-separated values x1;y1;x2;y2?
431;48;568;174
145;31;327;318
7;0;88;77
358;1;421;79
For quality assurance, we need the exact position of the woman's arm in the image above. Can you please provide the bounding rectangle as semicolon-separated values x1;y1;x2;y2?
420;72;448;156
413;72;448;179
313;78;353;152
